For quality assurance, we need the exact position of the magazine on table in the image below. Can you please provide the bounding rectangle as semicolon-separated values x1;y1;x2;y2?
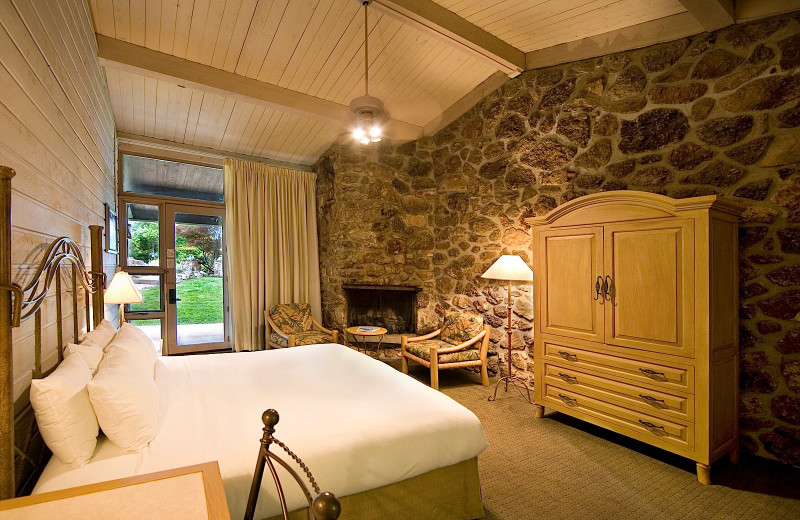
356;326;381;332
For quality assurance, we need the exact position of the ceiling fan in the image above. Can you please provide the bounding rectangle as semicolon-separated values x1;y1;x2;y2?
350;1;385;144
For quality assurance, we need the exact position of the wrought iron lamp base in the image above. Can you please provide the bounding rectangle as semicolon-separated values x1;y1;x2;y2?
488;374;532;403
488;280;532;404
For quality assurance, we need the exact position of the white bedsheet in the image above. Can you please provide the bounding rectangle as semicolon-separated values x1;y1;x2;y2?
33;344;488;518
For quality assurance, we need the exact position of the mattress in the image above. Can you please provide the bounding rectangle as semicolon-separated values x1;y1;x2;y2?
33;344;488;518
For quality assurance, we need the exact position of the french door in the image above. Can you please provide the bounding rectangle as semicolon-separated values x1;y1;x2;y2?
120;197;229;355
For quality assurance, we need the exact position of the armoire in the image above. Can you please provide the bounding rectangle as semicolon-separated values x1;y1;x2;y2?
525;191;742;484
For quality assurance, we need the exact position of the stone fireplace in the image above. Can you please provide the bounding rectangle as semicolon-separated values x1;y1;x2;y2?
343;284;421;335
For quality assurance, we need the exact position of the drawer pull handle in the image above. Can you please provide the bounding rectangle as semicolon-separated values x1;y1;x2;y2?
559;373;578;384
558;351;578;362
639;394;668;409
558;394;578;406
639;368;667;382
639;420;667;436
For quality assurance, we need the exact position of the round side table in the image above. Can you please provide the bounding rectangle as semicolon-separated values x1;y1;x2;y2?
346;326;387;356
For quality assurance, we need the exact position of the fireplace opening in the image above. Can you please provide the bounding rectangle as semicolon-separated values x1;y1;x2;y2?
343;284;421;335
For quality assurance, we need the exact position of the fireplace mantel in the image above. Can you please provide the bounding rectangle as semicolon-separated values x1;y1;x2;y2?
342;284;423;292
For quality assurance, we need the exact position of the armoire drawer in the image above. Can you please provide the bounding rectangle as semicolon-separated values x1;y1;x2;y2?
543;385;694;452
543;364;694;422
543;341;694;393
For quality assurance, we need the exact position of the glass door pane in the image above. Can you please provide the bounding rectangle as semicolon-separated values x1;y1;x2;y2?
120;201;165;346
165;205;228;353
126;203;160;266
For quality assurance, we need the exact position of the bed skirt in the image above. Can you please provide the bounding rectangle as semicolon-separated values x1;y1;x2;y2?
263;457;483;520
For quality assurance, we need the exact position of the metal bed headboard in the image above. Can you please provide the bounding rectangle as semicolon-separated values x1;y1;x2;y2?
0;166;106;498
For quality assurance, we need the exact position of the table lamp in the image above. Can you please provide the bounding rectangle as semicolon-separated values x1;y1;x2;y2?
481;255;534;403
104;270;142;323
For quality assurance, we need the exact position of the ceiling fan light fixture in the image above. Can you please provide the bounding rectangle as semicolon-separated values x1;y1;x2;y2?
369;126;381;141
349;0;385;145
351;95;384;144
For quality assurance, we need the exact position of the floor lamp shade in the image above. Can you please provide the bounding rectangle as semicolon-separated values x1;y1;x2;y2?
104;271;142;323
481;255;533;282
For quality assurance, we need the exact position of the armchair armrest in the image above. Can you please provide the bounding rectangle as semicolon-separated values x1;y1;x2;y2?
404;329;442;342
265;312;295;347
436;330;487;354
310;315;339;343
310;316;333;335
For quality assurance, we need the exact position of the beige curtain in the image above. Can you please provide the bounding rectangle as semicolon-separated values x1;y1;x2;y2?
224;159;321;351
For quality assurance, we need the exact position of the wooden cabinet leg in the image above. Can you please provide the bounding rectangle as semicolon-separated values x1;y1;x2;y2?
696;463;711;485
533;404;544;418
730;445;739;464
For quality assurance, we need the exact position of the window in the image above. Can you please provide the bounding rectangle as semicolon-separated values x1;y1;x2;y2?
121;154;224;202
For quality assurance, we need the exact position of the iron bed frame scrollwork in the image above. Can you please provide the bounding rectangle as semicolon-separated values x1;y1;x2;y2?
0;166;107;499
245;409;340;520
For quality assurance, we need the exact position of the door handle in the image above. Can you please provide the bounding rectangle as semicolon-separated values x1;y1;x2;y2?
603;275;613;301
168;288;181;304
593;276;602;301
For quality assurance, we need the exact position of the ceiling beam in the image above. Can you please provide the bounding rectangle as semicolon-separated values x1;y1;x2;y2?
372;0;525;77
117;133;315;170
96;35;422;142
525;12;705;71
679;0;734;31
735;0;800;22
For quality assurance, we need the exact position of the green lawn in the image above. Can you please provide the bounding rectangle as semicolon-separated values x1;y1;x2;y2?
132;277;223;325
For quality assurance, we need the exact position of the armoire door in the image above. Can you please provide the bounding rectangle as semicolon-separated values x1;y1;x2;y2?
603;220;695;357
538;227;605;343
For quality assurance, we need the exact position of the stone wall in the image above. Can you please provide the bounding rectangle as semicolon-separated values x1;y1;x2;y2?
315;144;441;336
315;13;800;463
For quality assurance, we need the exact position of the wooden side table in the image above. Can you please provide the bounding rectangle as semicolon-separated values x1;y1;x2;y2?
346;326;387;356
0;462;230;519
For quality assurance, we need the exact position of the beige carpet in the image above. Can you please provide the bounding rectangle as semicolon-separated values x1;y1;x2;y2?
397;363;800;520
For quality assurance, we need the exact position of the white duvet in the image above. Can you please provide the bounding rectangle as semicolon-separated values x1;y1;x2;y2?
33;344;488;518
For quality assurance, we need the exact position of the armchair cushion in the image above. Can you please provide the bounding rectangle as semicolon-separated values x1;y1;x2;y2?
407;340;482;364
440;312;484;346
269;303;313;334
270;331;333;348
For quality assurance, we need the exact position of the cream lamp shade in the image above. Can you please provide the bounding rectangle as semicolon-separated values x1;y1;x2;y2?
104;271;143;305
481;255;533;281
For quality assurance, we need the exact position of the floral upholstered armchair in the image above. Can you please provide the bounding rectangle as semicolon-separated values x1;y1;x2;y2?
265;303;339;348
401;312;491;390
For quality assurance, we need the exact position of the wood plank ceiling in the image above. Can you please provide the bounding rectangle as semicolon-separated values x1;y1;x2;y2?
90;0;500;165
89;0;764;167
431;0;688;52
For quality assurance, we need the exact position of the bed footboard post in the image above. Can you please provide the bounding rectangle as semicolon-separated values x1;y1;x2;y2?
89;225;104;327
0;166;16;499
244;409;279;520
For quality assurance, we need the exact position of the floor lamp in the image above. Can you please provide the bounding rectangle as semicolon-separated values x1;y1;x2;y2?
482;255;534;404
104;270;142;324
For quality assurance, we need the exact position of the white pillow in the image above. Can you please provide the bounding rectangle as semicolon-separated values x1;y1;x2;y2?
30;354;98;468
80;319;118;349
88;348;159;452
63;342;103;373
105;323;157;376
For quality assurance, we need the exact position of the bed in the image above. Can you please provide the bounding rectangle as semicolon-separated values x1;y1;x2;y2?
33;343;487;518
0;169;488;519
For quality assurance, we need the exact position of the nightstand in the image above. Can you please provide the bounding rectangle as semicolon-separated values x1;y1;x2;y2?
0;462;230;519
